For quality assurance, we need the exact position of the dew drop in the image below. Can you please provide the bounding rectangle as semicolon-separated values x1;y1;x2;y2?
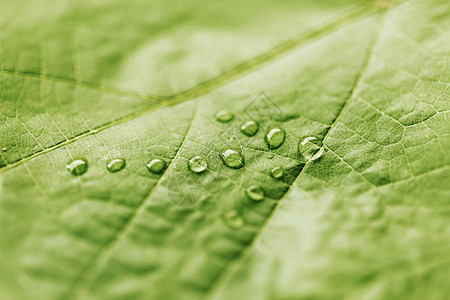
270;167;284;179
219;149;244;169
147;158;166;174
215;110;234;123
240;120;259;136
267;154;274;159
310;148;324;161
246;185;264;201
66;159;88;176
2;147;6;152
223;210;244;229
188;156;208;173
298;136;323;160
107;158;126;173
265;127;285;149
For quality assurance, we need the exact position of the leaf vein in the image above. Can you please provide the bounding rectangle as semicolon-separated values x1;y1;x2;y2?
0;6;378;172
204;9;387;297
62;100;201;299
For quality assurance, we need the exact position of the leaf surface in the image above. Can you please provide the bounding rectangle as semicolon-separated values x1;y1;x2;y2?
0;1;449;300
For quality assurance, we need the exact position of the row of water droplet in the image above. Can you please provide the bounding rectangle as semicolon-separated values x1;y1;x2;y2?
215;109;324;160
66;110;325;229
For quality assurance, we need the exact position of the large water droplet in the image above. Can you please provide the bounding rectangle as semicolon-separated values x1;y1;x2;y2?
107;158;126;173
215;110;234;123
311;148;324;161
265;127;285;149
223;210;244;229
2;147;6;152
246;185;264;201
66;159;88;176
219;149;244;169
240;120;259;136
147;158;166;174
270;167;284;179
298;137;323;160
188;156;207;173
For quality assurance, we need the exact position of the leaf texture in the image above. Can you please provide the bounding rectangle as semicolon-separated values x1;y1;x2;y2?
0;1;449;300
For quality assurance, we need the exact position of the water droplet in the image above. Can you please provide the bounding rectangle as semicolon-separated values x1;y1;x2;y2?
270;167;284;179
107;158;126;173
310;148;324;161
265;127;285;149
267;154;274;159
66;159;88;176
147;158;166;174
219;149;244;169
188;156;207;173
215;110;234;123
246;185;264;201
223;210;244;229
2;147;6;152
240;120;259;136
298;137;323;160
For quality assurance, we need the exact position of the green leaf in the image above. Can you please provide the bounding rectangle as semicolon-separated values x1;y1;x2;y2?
0;1;449;300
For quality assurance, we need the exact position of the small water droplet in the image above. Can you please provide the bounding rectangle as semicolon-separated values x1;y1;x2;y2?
188;156;208;173
215;110;234;123
267;154;274;159
265;127;285;149
270;167;284;179
107;158;126;173
240;120;259;136
246;185;264;201
66;159;88;176
2;147;6;152
219;149;244;169
223;210;244;229
298;136;323;160
147;158;166;174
